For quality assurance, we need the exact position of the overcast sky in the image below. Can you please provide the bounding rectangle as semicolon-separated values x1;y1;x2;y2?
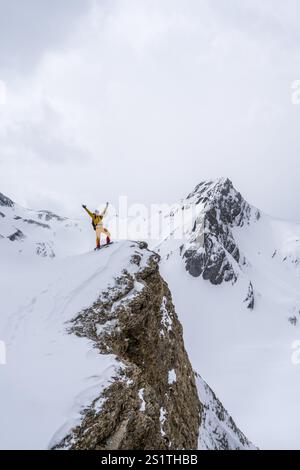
1;0;300;220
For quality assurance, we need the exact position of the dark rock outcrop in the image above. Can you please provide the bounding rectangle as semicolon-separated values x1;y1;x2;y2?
8;229;25;241
183;178;258;285
54;242;201;450
244;282;255;310
23;219;50;229
14;217;51;229
0;192;14;207
37;210;66;222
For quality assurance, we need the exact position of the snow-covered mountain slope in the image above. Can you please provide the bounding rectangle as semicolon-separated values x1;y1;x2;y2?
1;240;133;450
0;192;91;258
196;374;254;451
157;178;300;450
0;192;254;450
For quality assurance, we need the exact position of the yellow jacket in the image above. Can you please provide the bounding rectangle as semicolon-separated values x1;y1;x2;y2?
83;204;108;226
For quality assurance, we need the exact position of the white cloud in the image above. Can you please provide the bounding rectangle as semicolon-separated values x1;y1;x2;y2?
0;0;90;75
1;0;300;220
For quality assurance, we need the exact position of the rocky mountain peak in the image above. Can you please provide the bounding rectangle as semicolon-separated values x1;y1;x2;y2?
188;177;232;197
183;178;259;285
187;178;252;227
0;192;14;207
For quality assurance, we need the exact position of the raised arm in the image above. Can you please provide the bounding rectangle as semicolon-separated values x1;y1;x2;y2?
101;202;109;218
82;205;93;218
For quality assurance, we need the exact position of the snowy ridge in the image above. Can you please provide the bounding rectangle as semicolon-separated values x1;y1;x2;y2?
197;374;256;450
0;239;151;449
0;193;90;259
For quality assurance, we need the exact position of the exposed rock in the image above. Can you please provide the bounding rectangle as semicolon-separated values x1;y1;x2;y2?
244;282;255;310
288;316;298;327
36;242;55;258
37;210;66;222
22;219;51;229
183;178;255;285
8;229;25;241
53;242;201;450
14;216;51;229
0;211;5;218
0;192;14;207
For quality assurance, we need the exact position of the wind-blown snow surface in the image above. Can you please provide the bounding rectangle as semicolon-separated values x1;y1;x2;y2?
0;238;146;450
159;210;300;450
